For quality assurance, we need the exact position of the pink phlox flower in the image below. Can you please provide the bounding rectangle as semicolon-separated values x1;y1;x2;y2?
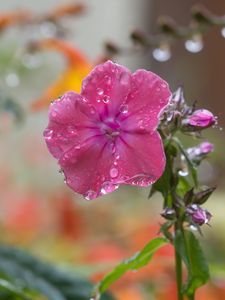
44;60;171;200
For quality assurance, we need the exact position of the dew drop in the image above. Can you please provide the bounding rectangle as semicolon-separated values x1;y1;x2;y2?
44;129;53;140
178;169;189;177
101;181;119;195
119;104;128;114
161;82;167;89
90;106;96;114
51;111;57;118
109;142;116;154
105;75;112;85
75;144;81;150
119;72;130;85
185;37;203;53
102;95;110;104
67;125;77;135
152;47;171;62
156;87;161;92
84;190;97;201
97;88;104;95
110;167;119;178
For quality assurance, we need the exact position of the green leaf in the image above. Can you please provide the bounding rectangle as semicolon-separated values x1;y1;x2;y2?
0;278;32;300
95;237;168;295
150;143;177;204
174;230;209;296
0;244;114;300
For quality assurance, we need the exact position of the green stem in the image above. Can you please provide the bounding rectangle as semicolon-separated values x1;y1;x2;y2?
175;222;183;300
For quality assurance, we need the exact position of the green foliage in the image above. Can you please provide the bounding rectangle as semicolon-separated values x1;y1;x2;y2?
0;278;33;300
0;244;114;300
94;237;168;296
174;230;209;296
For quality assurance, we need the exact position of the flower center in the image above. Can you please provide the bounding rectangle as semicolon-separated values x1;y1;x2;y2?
100;118;121;139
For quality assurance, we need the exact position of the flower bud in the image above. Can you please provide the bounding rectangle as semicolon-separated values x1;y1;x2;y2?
187;141;214;163
183;109;216;130
186;204;212;226
161;208;176;220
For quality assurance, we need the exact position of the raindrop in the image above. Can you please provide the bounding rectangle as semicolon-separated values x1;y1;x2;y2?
75;144;81;150
97;88;104;96
152;47;171;62
101;181;119;194
110;167;119;178
161;82;167;89
44;129;53;140
221;27;225;38
119;72;130;85
5;73;20;87
89;106;96;114
178;169;189;176
119;104;128;114
102;95;110;104
156;87;161;92
185;36;203;53
84;190;97;201
51;111;57;118
138;120;145;129
105;75;112;85
67;125;77;135
109;142;116;154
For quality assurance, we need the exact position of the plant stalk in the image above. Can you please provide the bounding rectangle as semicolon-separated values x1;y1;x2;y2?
175;222;183;300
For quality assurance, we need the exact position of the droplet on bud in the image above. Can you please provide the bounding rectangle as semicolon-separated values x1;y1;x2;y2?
185;35;203;53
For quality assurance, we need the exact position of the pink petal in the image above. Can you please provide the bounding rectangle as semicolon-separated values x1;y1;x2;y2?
59;138;119;200
44;92;100;159
119;69;171;132
112;131;166;186
81;60;132;118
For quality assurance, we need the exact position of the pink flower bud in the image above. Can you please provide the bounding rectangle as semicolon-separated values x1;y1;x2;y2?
185;109;216;129
187;141;214;162
186;204;212;226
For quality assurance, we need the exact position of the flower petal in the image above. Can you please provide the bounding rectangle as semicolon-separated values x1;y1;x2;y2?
119;69;171;132
44;91;100;159
112;131;166;186
59;138;119;199
81;60;132;118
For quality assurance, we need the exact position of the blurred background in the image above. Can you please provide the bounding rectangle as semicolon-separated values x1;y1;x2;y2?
0;1;224;299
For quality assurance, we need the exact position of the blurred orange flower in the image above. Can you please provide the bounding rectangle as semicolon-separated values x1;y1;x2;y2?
31;38;93;111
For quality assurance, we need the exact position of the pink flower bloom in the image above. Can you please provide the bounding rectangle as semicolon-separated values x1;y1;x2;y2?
44;61;171;200
184;109;216;129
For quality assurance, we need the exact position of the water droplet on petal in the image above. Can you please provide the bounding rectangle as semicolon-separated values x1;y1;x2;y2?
97;88;104;95
119;72;130;85
101;181;119;195
110;167;119;178
90;106;96;114
161;82;167;89
152;47;171;62
104;75;112;85
84;190;97;200
119;104;128;114
44;129;53;140
51;111;57;118
102;95;110;104
156;87;161;92
109;142;116;154
75;144;81;150
67;125;77;135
